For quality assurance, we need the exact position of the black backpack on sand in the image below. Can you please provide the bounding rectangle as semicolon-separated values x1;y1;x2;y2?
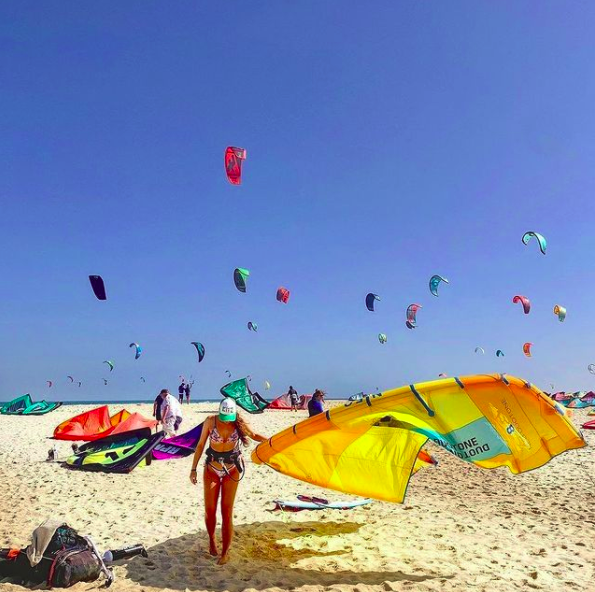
0;525;104;588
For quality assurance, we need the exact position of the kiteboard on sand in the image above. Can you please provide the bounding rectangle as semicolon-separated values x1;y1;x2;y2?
65;429;164;473
272;495;372;512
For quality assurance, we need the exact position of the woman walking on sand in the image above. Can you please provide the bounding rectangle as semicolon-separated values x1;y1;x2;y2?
189;398;267;564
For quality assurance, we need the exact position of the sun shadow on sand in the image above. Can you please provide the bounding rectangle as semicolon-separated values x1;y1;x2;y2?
124;521;449;591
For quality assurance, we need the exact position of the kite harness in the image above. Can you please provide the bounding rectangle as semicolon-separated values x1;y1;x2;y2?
206;447;245;482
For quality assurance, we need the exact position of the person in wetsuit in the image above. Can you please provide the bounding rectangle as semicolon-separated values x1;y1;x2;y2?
189;398;267;565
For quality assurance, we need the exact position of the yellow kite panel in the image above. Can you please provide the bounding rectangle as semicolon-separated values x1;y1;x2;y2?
253;375;585;503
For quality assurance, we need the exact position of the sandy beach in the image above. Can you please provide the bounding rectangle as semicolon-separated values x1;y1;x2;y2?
0;402;593;592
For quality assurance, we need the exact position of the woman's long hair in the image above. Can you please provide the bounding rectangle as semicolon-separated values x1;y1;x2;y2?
234;413;251;447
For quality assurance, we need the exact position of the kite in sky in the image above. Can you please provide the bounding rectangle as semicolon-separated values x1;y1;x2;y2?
406;304;422;329
378;333;387;344
276;287;290;304
475;347;485;355
191;342;205;363
247;322;258;332
225;146;247;185
523;342;533;357
89;275;107;300
429;275;449;297
512;295;531;314
522;231;547;255
553;305;566;322
365;293;380;311
496;350;505;357
129;342;142;359
234;268;250;293
103;360;114;372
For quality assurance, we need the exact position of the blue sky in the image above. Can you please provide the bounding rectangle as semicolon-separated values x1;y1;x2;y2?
1;2;594;401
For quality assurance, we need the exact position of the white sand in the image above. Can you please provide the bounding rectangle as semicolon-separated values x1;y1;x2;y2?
0;402;593;592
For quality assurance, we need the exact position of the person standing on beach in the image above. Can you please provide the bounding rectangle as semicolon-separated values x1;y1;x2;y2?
189;398;267;565
178;380;185;404
152;393;164;433
160;389;183;437
308;389;325;417
185;382;192;404
288;385;299;412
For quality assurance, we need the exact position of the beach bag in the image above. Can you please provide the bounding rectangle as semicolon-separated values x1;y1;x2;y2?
47;548;101;588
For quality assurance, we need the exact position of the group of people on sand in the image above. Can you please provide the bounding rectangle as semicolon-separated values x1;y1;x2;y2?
287;385;326;417
178;380;192;404
151;380;194;436
152;383;327;565
152;388;184;437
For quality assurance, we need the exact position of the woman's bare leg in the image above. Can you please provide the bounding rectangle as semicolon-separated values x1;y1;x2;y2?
218;472;240;564
203;467;221;556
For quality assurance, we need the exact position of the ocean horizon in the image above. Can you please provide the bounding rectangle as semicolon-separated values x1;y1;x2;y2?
0;397;347;405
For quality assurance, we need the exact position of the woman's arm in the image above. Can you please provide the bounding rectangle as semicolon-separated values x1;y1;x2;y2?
189;417;213;484
244;423;267;443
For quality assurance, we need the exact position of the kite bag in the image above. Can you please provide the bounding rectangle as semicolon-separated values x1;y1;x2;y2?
47;546;101;588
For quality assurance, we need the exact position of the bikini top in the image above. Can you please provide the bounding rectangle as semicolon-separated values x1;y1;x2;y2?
210;421;240;445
